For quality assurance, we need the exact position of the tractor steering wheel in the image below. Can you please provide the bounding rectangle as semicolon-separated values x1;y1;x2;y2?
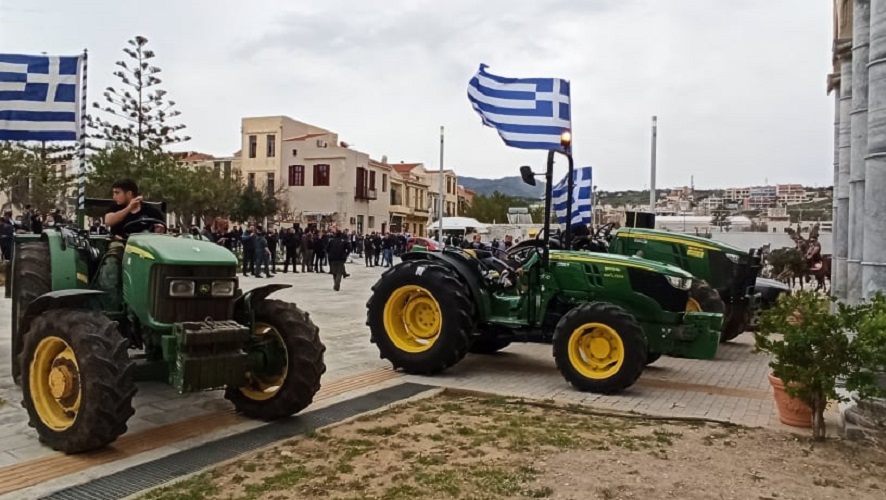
122;217;167;235
594;222;616;242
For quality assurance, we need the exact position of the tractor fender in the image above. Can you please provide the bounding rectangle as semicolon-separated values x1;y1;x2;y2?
754;277;791;307
402;251;490;320
234;284;292;322
20;289;106;335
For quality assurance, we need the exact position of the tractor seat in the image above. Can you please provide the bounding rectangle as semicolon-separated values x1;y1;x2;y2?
470;249;517;276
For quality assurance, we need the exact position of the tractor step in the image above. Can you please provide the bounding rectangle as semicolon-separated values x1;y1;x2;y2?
162;320;251;393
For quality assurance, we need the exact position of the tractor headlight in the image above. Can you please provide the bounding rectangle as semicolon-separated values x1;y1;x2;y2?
169;280;196;297
211;280;236;297
725;253;741;264
665;275;691;290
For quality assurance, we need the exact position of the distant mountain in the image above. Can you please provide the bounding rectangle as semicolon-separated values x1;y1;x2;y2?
459;176;546;200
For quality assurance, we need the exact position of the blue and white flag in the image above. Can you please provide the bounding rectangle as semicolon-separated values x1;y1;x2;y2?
467;64;570;151
552;166;592;225
0;53;83;141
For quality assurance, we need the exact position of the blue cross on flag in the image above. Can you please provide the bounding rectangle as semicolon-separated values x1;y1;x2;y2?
0;53;83;141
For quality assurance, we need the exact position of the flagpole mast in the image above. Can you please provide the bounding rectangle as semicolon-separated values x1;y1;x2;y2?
649;115;657;213
438;125;445;243
76;49;88;228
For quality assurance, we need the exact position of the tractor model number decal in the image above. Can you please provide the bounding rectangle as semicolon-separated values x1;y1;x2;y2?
687;247;705;258
603;266;624;279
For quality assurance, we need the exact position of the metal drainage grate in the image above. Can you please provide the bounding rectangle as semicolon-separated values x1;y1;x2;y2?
41;382;436;500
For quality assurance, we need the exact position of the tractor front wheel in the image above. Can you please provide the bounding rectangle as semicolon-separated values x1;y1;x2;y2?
367;261;474;374
225;299;326;420
20;309;135;454
721;302;751;343
553;302;646;394
11;241;52;385
687;280;725;316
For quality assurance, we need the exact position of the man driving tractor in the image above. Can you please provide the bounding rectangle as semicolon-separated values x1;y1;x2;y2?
97;179;166;308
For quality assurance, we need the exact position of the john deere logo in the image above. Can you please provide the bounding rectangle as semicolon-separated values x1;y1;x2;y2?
199;284;211;294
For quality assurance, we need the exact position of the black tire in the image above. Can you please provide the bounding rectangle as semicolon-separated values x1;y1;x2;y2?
721;302;751;343
645;351;662;366
366;261;474;374
20;309;135;454
688;280;725;315
552;302;646;394
11;241;51;386
225;299;326;420
469;336;512;355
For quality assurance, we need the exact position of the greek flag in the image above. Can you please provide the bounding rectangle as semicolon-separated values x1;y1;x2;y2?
0;53;83;141
467;64;570;151
552;166;593;225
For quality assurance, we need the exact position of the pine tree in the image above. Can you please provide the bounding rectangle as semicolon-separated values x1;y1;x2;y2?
88;35;190;151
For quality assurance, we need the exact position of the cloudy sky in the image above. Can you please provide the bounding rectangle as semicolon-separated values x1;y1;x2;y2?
2;0;833;190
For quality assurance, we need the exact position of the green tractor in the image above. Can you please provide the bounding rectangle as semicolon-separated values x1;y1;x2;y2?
7;200;325;454
511;222;766;343
366;151;724;394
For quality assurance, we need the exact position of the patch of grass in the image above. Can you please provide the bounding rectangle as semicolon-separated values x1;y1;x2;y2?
414;469;461;496
357;425;400;437
382;483;425;500
241;462;257;473
142;472;219;500
414;453;448;466
653;429;682;446
242;466;311;498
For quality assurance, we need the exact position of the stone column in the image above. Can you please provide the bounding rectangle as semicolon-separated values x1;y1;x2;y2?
863;0;886;298
850;0;871;305
835;52;852;302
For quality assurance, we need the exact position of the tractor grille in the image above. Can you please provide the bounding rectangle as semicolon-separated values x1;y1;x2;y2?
628;268;689;312
710;250;761;301
150;265;237;323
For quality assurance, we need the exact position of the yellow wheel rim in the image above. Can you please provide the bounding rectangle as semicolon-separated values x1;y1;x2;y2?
686;298;702;313
567;323;625;380
239;323;288;401
383;286;443;353
30;336;81;431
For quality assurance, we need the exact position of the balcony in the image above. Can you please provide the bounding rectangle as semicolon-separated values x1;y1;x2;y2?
355;187;378;200
390;204;413;216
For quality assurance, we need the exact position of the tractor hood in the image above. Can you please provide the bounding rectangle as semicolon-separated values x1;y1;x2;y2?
549;250;695;279
614;227;746;255
125;234;237;266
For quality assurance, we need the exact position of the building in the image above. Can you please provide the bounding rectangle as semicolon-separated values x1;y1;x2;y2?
457;185;475;215
747;185;778;210
239;116;390;233
389;162;430;236
724;187;750;201
775;184;808;205
424;169;459;219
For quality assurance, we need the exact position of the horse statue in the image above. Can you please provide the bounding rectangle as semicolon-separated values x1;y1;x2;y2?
785;224;831;293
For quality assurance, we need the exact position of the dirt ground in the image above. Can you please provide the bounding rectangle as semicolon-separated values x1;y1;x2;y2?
143;392;886;500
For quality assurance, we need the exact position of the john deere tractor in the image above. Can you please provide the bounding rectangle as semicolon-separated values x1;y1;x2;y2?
7;200;325;454
366;145;724;394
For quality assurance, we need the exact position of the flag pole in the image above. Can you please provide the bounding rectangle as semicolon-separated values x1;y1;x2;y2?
649;115;657;213
76;48;88;228
437;125;445;243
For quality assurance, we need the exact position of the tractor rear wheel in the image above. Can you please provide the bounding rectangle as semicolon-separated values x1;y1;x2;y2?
645;351;662;365
367;261;474;374
721;302;751;343
11;241;52;385
20;309;135;454
553;302;646;394
225;299;326;420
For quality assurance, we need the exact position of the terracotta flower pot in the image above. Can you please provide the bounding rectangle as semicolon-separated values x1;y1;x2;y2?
768;373;813;427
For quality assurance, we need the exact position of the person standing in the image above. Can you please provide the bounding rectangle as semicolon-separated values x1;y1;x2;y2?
241;225;255;276
326;230;350;291
364;233;374;267
282;228;299;273
313;231;327;273
267;228;279;273
252;225;272;278
300;230;314;273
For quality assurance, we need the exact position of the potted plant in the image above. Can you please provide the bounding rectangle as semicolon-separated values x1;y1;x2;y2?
755;290;886;441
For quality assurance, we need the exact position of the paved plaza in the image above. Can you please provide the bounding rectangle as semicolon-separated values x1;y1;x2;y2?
0;256;808;498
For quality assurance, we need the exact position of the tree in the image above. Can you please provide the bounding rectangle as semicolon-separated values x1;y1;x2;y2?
710;204;731;231
466;191;532;223
88;35;189;151
231;185;280;223
0;142;72;214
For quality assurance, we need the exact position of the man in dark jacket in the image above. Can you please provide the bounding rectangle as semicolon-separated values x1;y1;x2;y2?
313;231;327;273
252;225;272;278
300;230;314;272
267;228;279;273
241;225;255;276
326;231;350;291
281;228;299;273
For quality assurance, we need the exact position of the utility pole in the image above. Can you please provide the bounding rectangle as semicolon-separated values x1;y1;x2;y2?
437;126;445;242
650;116;657;213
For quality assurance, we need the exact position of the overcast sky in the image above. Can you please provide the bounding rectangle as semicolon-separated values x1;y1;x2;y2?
2;0;834;190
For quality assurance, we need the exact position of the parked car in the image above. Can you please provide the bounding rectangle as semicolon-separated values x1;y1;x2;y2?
406;237;441;252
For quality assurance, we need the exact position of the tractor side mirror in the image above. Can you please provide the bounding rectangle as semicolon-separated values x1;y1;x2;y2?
519;166;536;186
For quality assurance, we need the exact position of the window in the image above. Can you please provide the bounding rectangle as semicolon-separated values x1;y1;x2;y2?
224;161;232;179
266;134;276;157
288;165;304;186
368;216;375;229
292;149;298;157
247;172;255;188
266;172;275;194
248;135;257;158
369;171;376;190
313;164;330;186
382;174;388;192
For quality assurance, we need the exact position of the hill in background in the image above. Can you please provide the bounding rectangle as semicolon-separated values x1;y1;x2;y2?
458;176;545;200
